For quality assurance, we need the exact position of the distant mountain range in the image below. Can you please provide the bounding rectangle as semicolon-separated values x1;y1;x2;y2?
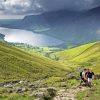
0;7;100;47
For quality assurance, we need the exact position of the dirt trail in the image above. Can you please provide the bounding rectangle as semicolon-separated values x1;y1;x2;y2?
53;86;87;100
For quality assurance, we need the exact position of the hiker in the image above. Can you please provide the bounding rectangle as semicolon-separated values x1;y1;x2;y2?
80;69;88;85
87;69;94;87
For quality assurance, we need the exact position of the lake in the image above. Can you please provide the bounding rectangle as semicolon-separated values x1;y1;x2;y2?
0;27;63;46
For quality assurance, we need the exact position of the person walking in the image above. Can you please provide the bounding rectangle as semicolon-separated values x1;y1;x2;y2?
80;69;87;85
87;68;95;87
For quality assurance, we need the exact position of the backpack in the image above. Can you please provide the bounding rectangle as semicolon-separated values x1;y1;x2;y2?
80;71;82;77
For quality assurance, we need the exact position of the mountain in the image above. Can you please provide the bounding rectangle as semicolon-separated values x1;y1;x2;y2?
55;41;100;73
0;33;4;41
88;6;100;14
0;8;100;47
0;42;68;82
0;19;21;27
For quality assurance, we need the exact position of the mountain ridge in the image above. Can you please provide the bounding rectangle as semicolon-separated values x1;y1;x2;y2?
0;8;100;47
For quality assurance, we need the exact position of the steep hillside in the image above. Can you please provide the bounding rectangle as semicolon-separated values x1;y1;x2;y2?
56;42;96;60
55;42;100;73
0;42;68;82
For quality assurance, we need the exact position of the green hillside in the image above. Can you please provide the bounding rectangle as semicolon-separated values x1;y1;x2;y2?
0;41;100;100
55;41;100;73
0;42;68;82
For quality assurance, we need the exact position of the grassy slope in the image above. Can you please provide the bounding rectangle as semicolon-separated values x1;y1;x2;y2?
76;80;100;100
0;42;69;82
55;41;100;73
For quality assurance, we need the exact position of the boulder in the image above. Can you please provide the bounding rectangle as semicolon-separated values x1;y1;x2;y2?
30;91;45;98
46;87;57;98
22;88;28;92
95;74;100;79
16;87;23;93
7;90;13;93
0;83;4;87
4;84;13;88
28;84;38;88
16;87;28;93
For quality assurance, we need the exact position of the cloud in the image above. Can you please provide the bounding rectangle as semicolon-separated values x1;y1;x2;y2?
0;0;100;15
0;0;32;14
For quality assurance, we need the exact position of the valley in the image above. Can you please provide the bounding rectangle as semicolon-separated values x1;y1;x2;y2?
0;42;69;82
0;5;100;100
0;41;100;100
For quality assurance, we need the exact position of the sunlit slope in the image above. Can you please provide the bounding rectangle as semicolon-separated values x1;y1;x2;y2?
71;42;100;62
56;42;100;73
56;42;100;61
0;42;68;82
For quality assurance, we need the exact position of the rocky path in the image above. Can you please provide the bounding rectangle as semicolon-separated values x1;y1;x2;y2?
53;86;87;100
0;80;88;100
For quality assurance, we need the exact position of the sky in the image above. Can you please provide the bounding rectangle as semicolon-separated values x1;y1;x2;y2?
0;0;100;19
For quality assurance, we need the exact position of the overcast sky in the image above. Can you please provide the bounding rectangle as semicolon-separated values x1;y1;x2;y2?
0;0;100;19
